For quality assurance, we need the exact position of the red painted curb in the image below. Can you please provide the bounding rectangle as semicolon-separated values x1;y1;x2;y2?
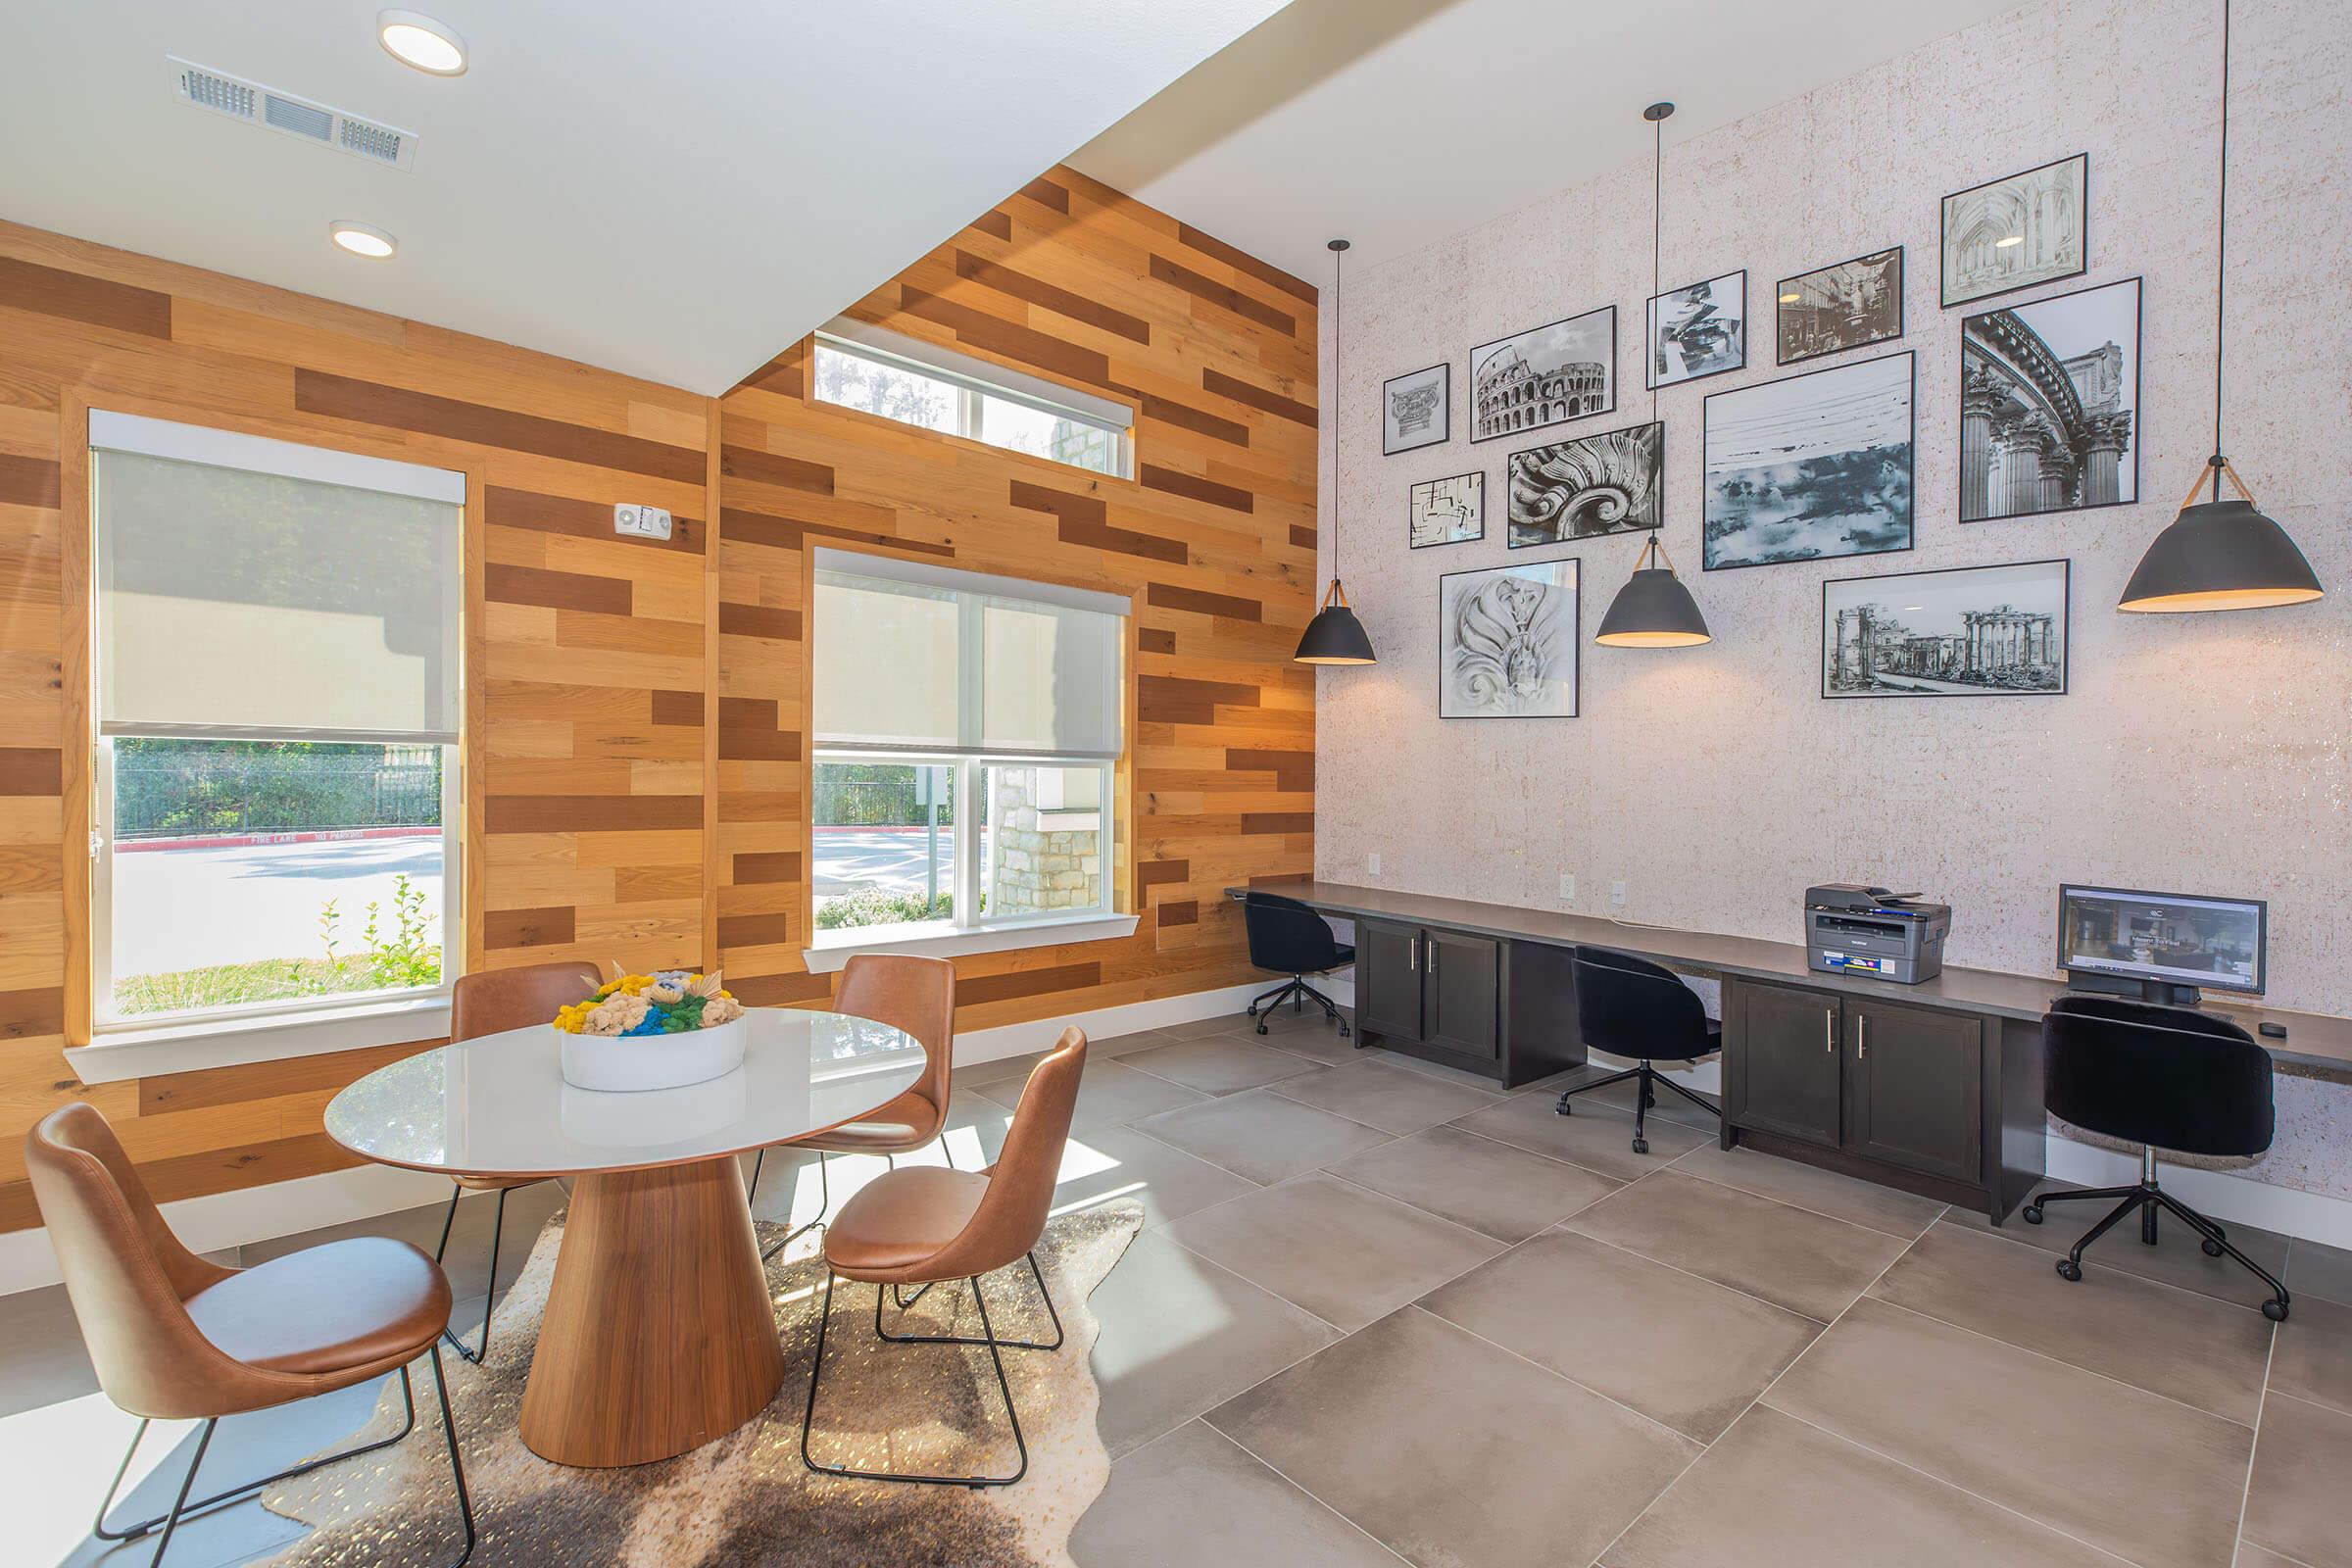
117;825;442;855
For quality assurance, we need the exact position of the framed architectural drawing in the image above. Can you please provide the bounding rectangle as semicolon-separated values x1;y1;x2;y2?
1940;154;2087;308
1777;246;1904;365
1822;559;2070;699
1469;308;1615;443
1408;470;1486;548
1506;422;1662;547
1703;351;1915;570
1959;276;2139;520
1646;270;1746;387
1438;558;1580;718
1384;363;1450;455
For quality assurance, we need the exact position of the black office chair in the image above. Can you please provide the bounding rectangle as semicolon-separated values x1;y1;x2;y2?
1556;948;1721;1152
2027;995;2288;1320
1242;891;1355;1037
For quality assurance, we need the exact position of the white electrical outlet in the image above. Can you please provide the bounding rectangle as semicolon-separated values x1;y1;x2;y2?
613;503;673;541
1367;852;1382;876
1559;873;1576;902
1610;880;1629;907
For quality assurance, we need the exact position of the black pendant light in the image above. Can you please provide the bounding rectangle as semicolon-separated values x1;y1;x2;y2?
1297;238;1378;665
2120;0;2322;613
1594;102;1711;649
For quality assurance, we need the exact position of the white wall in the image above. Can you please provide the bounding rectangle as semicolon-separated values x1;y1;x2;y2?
1314;0;2352;1200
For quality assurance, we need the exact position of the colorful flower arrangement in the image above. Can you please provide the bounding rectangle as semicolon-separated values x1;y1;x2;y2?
552;970;745;1039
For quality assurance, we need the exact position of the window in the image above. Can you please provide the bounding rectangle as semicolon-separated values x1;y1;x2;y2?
811;549;1127;939
811;321;1133;478
88;412;463;1030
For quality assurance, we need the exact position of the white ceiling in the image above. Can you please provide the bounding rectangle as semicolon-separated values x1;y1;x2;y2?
1075;0;2019;285
0;0;1291;394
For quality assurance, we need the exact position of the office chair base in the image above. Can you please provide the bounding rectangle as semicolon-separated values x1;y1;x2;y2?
1555;1061;1720;1153
2026;1178;2289;1320
1248;977;1350;1038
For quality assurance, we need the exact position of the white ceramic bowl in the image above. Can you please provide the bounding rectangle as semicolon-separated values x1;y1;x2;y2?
559;1015;748;1093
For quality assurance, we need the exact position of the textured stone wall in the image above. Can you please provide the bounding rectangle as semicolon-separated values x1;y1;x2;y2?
989;768;1103;915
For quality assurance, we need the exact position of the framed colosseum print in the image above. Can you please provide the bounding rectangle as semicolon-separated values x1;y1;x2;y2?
1940;154;2087;308
1959;276;2139;521
1469;307;1615;444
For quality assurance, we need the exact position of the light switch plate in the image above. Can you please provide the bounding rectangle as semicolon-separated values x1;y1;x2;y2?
1610;880;1629;907
613;503;673;540
1559;873;1576;902
1367;852;1382;876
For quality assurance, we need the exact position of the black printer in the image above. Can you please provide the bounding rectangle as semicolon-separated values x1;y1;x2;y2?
1803;884;1951;984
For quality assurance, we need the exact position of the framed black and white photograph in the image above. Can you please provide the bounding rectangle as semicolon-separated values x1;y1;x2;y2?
1469;307;1615;443
1646;270;1746;388
1408;470;1486;548
1940;154;2088;308
1703;351;1914;571
1822;558;2070;700
1384;363;1450;455
1960;276;2139;521
1439;558;1579;718
1506;422;1662;548
1777;247;1904;365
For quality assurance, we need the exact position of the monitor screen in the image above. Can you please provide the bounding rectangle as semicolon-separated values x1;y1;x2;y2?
2057;885;2266;995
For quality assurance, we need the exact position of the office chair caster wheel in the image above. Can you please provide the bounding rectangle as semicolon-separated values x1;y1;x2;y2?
1631;1137;1648;1154
1339;1023;1352;1039
2202;1237;2227;1257
1255;1021;1269;1035
2263;1298;2289;1322
2055;1258;2082;1282
2023;1204;2043;1224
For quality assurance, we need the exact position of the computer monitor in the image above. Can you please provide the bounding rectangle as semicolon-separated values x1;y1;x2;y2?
2056;884;2266;1004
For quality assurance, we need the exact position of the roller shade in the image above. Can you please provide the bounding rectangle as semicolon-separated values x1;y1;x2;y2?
91;413;464;742
812;549;1126;760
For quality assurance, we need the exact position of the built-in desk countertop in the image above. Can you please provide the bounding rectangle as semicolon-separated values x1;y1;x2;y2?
1227;881;2352;1075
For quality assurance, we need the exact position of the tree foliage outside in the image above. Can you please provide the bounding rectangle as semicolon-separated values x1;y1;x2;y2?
115;738;441;839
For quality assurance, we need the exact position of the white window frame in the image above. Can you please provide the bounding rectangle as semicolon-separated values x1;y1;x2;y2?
811;321;1134;479
82;415;464;1046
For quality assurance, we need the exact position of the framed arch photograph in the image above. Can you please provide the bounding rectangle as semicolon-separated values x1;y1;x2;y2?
1960;276;2140;520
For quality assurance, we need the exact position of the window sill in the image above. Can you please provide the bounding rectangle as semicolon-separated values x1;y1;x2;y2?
67;994;454;1086
803;912;1139;974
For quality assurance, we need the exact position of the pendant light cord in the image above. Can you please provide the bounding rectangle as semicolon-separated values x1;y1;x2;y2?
2210;0;2232;498
1650;113;1663;423
1330;240;1344;591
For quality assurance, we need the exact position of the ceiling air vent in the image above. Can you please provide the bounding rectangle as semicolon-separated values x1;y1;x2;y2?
167;56;418;171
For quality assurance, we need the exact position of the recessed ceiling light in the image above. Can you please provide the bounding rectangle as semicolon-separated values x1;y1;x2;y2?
330;220;397;259
378;10;467;75
1994;233;2025;248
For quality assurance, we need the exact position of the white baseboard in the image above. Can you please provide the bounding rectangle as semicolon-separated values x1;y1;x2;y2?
2042;1137;2352;1250
0;977;1296;1298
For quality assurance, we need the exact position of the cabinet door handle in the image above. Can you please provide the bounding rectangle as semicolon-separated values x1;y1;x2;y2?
1428;938;1439;975
1824;1010;1835;1053
1857;1017;1869;1058
1408;934;1419;972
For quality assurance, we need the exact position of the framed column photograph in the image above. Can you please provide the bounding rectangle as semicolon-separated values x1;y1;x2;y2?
1959;276;2139;521
1384;363;1450;455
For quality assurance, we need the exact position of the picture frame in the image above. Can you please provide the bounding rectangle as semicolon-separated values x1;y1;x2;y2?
1959;276;2140;521
1469;307;1615;444
1646;270;1746;388
1776;246;1905;366
1702;351;1915;571
1940;154;2088;309
1438;557;1580;719
1383;363;1450;456
1408;470;1486;548
1506;422;1663;548
1821;558;2070;700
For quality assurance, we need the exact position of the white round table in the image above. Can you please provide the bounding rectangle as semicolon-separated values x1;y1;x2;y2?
324;1008;926;1467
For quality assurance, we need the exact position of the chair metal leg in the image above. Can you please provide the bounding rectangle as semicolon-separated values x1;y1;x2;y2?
2024;1182;2144;1215
1248;979;1297;1017
876;1251;1064;1351
439;1187;507;1365
96;1367;421;1544
2055;1191;2147;1281
803;1270;1031;1488
2152;1190;2290;1319
427;1345;478;1565
1653;1073;1722;1119
141;1415;216;1567
761;1148;830;1262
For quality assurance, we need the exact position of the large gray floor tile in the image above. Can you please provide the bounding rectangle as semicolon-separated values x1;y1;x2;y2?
1604;1404;2127;1568
1945;1183;2293;1307
2270;1291;2352;1418
2246;1392;2352;1568
1327;1124;1620;1242
1208;1307;1698;1568
1448;1091;1707;1181
1872;1221;2274;1425
1266;1058;1503;1136
1369;1048;1510;1090
2290;1238;2352;1306
1422;1230;1820;1442
1044;1123;1264;1230
1669;1142;1946;1239
1061;1057;1214;1130
1565;1169;1909;1323
1133;1088;1392;1185
1087;1230;1339;1458
2231;1545;2310;1568
1164;1174;1503;1331
1120;1034;1328;1096
1070;1419;1400;1568
1766;1298;2254;1568
1230;1023;1367;1066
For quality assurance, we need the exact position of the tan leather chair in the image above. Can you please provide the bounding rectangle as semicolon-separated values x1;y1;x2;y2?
748;954;956;1258
801;1026;1086;1489
26;1102;474;1565
433;958;603;1361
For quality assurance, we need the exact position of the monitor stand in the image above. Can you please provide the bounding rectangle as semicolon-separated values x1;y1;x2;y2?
2066;969;2202;1006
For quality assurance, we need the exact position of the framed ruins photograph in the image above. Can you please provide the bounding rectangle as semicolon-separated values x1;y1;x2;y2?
1959;276;2139;521
1821;558;2070;700
1468;307;1615;443
1940;154;2087;308
1408;470;1486;548
1646;270;1746;388
1777;246;1904;365
1438;558;1579;718
1384;362;1450;455
1506;422;1662;547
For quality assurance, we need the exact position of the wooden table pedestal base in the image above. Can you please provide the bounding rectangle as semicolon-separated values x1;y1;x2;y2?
518;1156;784;1467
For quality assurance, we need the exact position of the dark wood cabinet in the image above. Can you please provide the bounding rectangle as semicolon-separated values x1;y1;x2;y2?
1357;919;1425;1043
1844;999;1983;1184
1351;919;1566;1086
1424;929;1500;1058
1725;979;1843;1149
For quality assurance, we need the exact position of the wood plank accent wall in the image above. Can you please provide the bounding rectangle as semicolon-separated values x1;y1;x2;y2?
714;165;1318;1031
0;162;1316;1235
